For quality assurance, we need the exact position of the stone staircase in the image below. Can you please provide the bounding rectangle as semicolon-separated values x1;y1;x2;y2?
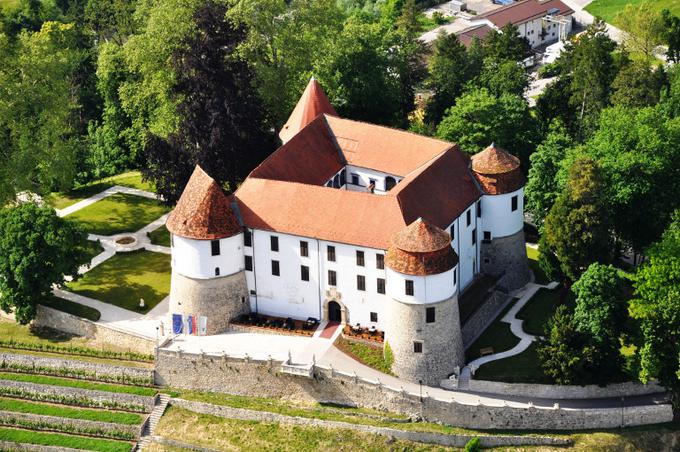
135;393;171;451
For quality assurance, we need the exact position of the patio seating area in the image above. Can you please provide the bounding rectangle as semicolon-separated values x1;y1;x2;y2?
343;323;384;343
232;314;319;337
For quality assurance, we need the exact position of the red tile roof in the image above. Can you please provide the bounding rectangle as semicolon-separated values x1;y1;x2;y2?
456;24;493;48
477;0;574;27
471;144;525;195
279;78;337;144
386;218;458;276
166;166;241;240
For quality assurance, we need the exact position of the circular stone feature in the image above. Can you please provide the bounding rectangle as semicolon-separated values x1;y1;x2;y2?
115;236;136;245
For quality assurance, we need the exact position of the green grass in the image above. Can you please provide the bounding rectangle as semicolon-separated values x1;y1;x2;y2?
78;239;105;266
0;372;157;396
0;0;19;9
0;397;142;425
335;338;393;376
0;427;131;452
517;287;574;336
417;12;453;32
526;245;550;285
474;342;551;383
65;193;170;236
147;225;171;247
465;301;519;362
585;0;680;26
46;171;154;210
40;295;101;321
66;249;170;313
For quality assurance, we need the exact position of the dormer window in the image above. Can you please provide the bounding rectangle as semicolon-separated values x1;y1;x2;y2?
351;173;359;185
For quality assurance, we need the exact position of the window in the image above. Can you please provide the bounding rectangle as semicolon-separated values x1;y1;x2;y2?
377;278;386;294
245;255;253;271
327;245;336;262
351;173;359;185
405;280;414;296
328;270;337;286
356;250;365;266
483;231;491;242
413;341;423;353
472;228;477;245
385;176;396;191
340;169;346;186
301;265;310;281
271;260;280;276
511;195;518;212
215;267;220;276
270;236;279;252
250;289;256;295
450;225;455;241
244;230;252;247
426;307;435;323
370;312;378;322
211;240;220;256
466;209;471;226
376;253;384;269
300;241;309;257
454;268;457;285
357;275;366;291
477;200;482;218
333;174;340;188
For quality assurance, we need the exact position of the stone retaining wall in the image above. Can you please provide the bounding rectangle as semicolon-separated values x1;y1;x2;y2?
461;290;511;348
0;379;155;412
0;410;141;439
0;441;83;452
457;379;667;399
32;305;156;355
155;349;674;430
0;352;154;383
170;398;571;448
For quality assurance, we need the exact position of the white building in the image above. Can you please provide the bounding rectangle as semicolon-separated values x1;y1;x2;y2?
166;78;530;383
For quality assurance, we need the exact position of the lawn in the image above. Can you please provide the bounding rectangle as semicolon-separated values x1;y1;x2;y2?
417;12;453;32
465;301;519;362
335;338;393;376
0;397;142;425
78;239;105;266
66;250;170;313
46;171;154;210
155;406;452;452
40;295;101;321
147;225;171;247
66;193;170;236
0;427;131;452
585;0;680;26
526;245;550;285
473;342;551;383
516;287;574;336
0;372;157;396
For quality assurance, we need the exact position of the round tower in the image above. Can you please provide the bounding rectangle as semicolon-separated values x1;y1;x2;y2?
166;166;249;335
384;218;464;386
471;143;531;291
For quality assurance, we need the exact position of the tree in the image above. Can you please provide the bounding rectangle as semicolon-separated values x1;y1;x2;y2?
477;58;529;98
616;3;664;59
0;21;87;204
535;74;577;135
572;263;627;344
543;157;612;282
84;0;135;44
631;212;680;410
524;122;573;229
142;0;273;203
611;60;666;108
425;32;470;125
537;305;603;385
435;88;537;164
662;9;680;64
0;203;87;324
482;24;530;63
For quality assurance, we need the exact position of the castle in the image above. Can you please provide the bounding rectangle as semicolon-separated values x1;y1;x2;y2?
165;78;530;385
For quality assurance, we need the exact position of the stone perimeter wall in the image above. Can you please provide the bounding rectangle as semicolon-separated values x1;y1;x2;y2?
155;349;674;430
459;379;667;400
32;305;156;355
0;441;83;452
461;290;510;348
170;398;570;448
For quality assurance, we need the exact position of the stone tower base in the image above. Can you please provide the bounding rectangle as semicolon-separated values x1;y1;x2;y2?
169;271;250;335
384;295;464;386
480;229;531;292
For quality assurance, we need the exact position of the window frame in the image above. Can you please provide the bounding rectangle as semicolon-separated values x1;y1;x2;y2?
376;253;385;270
377;277;386;294
245;255;253;271
426;307;435;323
300;240;309;257
357;274;366;291
405;279;414;296
244;230;252;247
270;235;279;252
328;269;337;286
466;209;471;226
356;250;365;267
413;341;423;353
327;245;336;262
301;265;310;281
271;260;280;276
511;195;518;212
370;312;378;323
211;240;220;256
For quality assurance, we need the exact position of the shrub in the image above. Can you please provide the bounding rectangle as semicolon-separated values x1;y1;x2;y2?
0;386;147;412
465;437;481;451
0;416;135;440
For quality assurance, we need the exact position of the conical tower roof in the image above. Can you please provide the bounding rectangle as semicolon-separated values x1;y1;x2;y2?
386;218;458;276
279;77;337;143
166;166;241;240
470;143;525;195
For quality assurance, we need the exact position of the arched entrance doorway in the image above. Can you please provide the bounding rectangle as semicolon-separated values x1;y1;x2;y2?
328;301;342;322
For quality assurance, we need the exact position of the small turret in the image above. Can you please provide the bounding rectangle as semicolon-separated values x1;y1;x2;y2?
279;77;337;144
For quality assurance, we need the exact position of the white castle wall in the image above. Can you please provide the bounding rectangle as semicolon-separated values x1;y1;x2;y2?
479;188;524;239
451;203;480;291
172;234;244;279
386;268;456;304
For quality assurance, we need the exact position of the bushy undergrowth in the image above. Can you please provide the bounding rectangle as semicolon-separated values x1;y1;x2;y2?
0;387;147;412
0;361;154;386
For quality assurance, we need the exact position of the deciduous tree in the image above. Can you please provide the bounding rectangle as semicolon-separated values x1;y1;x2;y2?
425;32;470;124
616;3;664;59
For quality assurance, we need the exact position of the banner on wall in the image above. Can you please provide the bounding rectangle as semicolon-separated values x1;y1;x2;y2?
172;314;183;334
199;316;207;335
187;315;194;335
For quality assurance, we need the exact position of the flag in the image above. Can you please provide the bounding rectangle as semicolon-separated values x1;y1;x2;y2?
199;316;207;335
172;314;183;334
192;316;197;335
187;315;193;335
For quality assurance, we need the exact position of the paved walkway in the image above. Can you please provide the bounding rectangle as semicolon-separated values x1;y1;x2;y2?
56;185;158;218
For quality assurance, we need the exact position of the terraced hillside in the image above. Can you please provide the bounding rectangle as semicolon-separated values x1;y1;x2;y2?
0;323;159;451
